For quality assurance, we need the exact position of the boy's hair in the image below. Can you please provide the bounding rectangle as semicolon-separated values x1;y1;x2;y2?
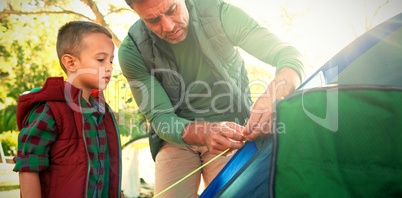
56;21;113;73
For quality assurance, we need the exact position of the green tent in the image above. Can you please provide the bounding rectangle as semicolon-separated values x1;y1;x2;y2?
201;12;402;197
270;12;402;197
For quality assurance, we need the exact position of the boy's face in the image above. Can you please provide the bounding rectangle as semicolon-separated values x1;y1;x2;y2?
73;32;114;92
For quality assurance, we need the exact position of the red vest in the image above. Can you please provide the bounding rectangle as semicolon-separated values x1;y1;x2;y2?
17;77;121;198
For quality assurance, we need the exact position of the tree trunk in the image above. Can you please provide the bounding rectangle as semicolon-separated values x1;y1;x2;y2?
80;0;122;47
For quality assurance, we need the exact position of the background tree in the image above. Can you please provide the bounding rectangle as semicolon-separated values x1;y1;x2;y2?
350;0;392;38
0;0;137;106
0;0;138;46
0;0;143;138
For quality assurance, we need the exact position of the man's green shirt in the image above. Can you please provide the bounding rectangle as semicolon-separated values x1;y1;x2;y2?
118;3;306;145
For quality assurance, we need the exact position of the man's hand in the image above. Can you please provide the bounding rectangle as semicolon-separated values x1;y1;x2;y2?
242;67;301;141
182;121;245;156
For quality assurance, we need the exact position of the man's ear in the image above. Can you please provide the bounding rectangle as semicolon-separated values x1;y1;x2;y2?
62;54;78;72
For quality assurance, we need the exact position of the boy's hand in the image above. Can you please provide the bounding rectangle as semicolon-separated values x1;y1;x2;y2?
19;172;41;198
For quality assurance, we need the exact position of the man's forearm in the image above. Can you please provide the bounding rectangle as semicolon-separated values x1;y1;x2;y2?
19;172;41;198
276;67;301;88
266;67;301;98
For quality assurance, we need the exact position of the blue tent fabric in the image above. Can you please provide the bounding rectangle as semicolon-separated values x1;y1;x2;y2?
200;12;402;198
200;136;272;198
300;12;402;88
199;141;258;197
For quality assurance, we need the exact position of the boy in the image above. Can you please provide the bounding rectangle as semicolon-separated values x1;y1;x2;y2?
13;21;122;198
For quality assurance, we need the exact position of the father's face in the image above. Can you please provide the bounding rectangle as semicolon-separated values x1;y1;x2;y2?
132;0;189;44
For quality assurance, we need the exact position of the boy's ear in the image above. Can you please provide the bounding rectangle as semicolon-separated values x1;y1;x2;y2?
61;54;78;72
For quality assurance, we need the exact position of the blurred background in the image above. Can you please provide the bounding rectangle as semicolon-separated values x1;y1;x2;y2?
0;0;401;196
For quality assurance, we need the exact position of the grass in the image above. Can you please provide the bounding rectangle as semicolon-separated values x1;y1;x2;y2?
0;163;20;198
0;185;19;191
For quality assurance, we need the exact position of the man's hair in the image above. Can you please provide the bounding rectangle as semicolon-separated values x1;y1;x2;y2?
56;21;112;73
124;0;143;8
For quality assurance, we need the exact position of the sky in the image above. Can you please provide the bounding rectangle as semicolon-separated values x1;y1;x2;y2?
226;0;402;77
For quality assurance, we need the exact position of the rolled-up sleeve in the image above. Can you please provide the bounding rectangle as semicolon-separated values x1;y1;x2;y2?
13;103;57;172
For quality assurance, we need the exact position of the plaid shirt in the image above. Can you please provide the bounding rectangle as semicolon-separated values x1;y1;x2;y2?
14;94;109;198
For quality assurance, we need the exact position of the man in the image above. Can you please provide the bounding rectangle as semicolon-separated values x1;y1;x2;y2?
118;0;306;197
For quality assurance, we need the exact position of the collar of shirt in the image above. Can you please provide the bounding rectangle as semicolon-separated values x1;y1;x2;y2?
81;90;106;122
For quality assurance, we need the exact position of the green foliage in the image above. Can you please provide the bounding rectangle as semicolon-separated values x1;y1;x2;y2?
0;130;18;156
0;7;67;107
0;0;145;147
246;61;274;102
104;70;139;112
0;106;18;133
115;109;147;139
105;70;148;140
0;185;20;192
120;135;131;147
3;41;52;102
